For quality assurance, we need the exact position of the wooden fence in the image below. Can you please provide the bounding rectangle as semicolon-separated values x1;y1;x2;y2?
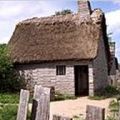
16;85;105;120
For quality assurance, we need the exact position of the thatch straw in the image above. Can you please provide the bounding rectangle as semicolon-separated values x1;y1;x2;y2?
8;9;109;64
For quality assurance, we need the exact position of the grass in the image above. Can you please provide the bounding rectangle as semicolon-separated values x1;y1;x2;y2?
106;99;119;120
54;92;77;101
0;104;31;120
73;115;84;120
0;104;18;120
0;93;19;104
88;96;106;100
0;92;31;120
0;93;19;120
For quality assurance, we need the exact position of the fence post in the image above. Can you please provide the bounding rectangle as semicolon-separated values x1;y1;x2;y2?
53;115;72;120
31;85;50;120
17;89;30;120
86;105;105;120
33;85;43;99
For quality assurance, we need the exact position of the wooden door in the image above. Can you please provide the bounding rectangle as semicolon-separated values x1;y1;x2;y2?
74;65;89;96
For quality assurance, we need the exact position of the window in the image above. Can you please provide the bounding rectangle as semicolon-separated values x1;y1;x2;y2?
56;65;66;75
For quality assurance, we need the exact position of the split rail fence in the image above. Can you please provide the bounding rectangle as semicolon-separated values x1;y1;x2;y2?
16;85;105;120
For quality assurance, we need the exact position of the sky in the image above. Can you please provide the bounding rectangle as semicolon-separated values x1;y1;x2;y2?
0;0;120;62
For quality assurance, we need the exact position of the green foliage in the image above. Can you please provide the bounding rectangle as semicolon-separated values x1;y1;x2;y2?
89;85;120;100
106;99;119;120
106;116;116;120
0;104;18;120
0;104;31;120
73;115;84;120
103;86;120;97
109;99;119;113
89;96;106;100
55;9;72;15
0;93;19;104
0;44;12;73
0;44;24;93
54;92;77;101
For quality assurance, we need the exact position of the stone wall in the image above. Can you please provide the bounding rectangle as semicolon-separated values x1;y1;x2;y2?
88;64;94;96
16;61;90;95
77;0;92;16
93;37;109;93
109;69;120;87
109;57;118;86
110;57;116;75
16;53;108;96
116;70;120;85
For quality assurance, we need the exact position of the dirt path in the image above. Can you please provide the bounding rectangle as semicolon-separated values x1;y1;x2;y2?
50;97;113;119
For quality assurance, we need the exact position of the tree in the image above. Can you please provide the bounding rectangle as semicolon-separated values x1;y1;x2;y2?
0;44;12;75
0;44;24;92
55;9;72;15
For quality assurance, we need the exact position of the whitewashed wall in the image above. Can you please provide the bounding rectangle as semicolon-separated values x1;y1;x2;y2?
16;61;90;95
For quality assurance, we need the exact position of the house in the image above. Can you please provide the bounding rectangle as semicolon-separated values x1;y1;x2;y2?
109;41;119;86
8;0;110;96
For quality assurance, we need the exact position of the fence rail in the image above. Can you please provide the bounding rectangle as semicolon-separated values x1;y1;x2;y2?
17;86;106;120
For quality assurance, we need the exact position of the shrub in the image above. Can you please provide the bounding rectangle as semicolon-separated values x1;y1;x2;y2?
103;86;120;97
0;44;25;93
96;85;120;97
55;9;72;15
89;85;120;100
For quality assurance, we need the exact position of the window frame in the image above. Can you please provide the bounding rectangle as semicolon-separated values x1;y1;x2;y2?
56;65;66;75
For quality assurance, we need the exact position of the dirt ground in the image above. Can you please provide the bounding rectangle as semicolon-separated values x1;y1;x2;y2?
50;97;113;119
29;97;114;119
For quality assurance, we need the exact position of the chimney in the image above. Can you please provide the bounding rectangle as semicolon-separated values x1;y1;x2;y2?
109;42;115;57
78;0;92;16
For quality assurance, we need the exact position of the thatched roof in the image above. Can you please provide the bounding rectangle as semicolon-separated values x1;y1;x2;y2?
9;9;108;64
